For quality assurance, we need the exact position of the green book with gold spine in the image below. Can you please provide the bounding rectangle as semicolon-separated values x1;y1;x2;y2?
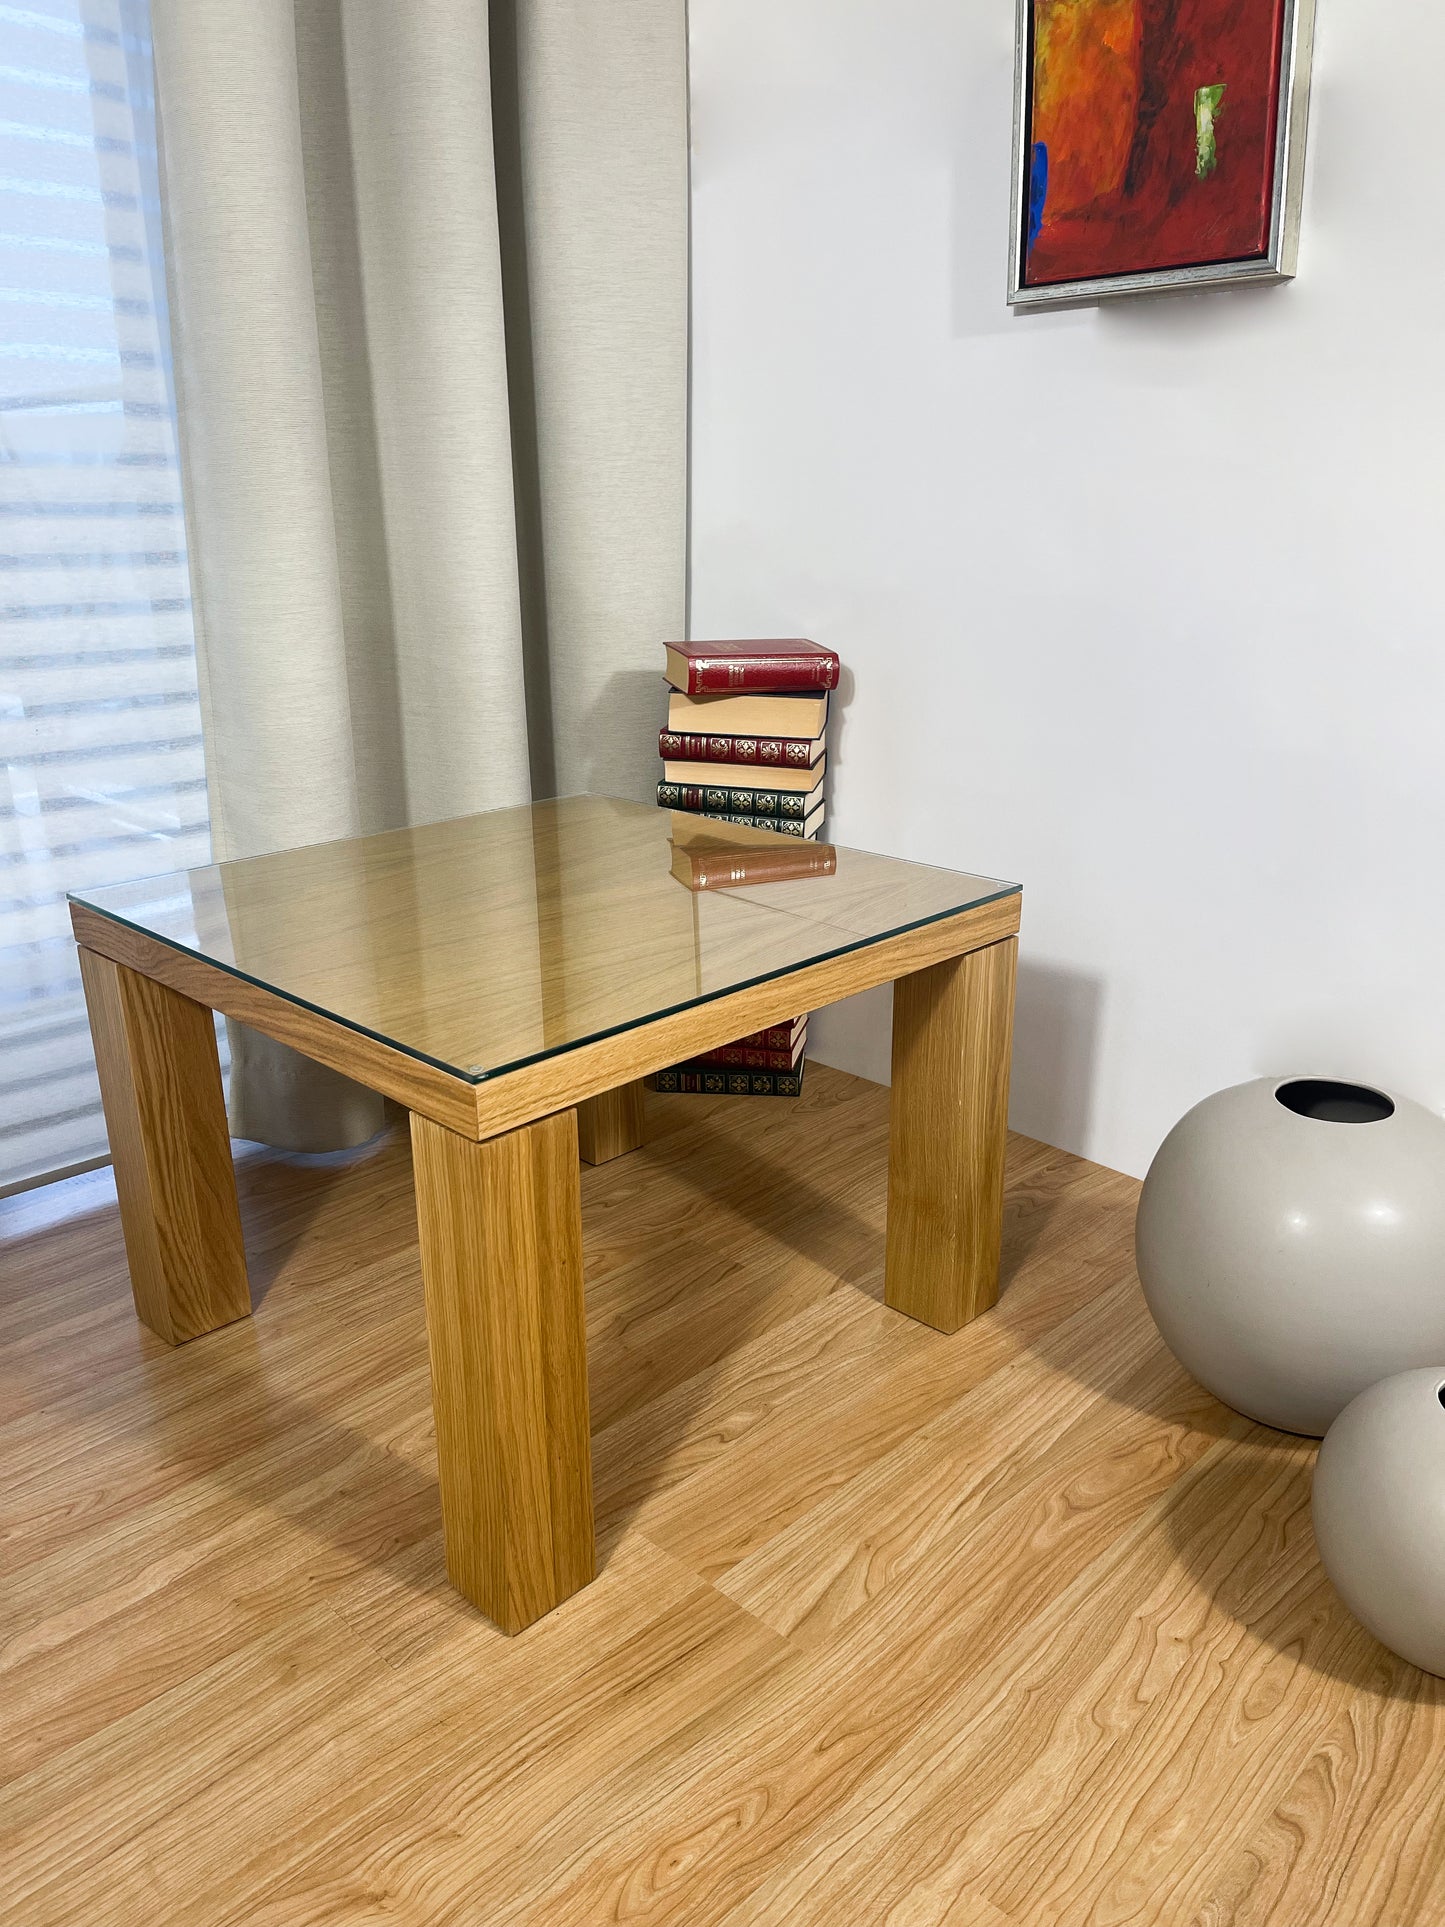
653;1063;805;1098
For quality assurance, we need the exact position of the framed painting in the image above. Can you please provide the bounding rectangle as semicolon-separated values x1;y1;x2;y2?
1009;0;1316;307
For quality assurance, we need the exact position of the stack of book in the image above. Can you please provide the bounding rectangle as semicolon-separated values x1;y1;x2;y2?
656;638;833;841
654;638;838;1099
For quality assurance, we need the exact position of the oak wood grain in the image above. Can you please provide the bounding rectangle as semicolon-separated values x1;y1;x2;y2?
410;1107;593;1633
6;1064;1443;1927
71;902;482;1136
77;948;249;1345
73;887;1020;1142
577;1081;645;1165
68;799;1016;1108
885;935;1018;1332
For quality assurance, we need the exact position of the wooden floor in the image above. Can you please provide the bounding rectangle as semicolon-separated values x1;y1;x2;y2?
2;1065;1442;1926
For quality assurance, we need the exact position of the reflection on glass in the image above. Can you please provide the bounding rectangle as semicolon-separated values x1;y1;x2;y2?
71;797;1018;1082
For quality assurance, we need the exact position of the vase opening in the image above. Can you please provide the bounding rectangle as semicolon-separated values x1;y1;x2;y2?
1274;1078;1395;1124
1439;1384;1445;1414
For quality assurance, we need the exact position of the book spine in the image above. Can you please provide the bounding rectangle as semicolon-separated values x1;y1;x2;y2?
681;852;836;886
736;1023;806;1050
658;781;818;820
659;730;817;769
680;809;818;839
683;655;839;695
720;811;813;838
654;1065;806;1098
691;1044;801;1071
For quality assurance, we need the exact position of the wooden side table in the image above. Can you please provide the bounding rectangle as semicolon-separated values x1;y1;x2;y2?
72;797;1021;1633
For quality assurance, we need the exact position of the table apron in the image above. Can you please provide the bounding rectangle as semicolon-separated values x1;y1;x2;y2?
70;892;1022;1142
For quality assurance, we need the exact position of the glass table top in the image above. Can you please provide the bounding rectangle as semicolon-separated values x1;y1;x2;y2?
70;796;1019;1083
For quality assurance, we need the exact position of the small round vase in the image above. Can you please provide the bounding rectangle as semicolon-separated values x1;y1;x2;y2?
1313;1368;1445;1677
1135;1076;1445;1436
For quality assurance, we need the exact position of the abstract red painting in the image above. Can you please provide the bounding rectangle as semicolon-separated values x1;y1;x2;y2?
1010;0;1313;304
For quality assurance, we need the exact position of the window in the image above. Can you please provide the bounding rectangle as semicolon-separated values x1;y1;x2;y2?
1;0;209;1193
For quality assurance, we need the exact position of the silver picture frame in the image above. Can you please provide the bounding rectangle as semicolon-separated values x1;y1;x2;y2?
1008;0;1316;308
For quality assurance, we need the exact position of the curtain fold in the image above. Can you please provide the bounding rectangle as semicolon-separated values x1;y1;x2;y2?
150;0;687;1149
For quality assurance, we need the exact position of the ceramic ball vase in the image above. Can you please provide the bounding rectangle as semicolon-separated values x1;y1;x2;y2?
1313;1369;1445;1677
1135;1077;1445;1436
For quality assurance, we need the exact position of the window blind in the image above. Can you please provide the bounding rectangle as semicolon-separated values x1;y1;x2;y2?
0;0;210;1194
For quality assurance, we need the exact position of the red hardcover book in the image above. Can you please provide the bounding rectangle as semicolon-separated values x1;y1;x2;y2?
734;1018;807;1051
691;1041;805;1072
658;729;824;770
663;638;839;696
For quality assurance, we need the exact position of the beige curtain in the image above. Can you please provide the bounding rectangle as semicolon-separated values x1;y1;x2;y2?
151;0;688;1148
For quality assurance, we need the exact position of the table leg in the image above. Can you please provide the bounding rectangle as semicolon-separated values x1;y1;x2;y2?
410;1107;594;1633
576;1080;645;1165
78;947;250;1345
885;936;1018;1334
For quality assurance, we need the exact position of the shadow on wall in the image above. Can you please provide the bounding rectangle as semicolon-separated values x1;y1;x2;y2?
1010;957;1103;1159
574;668;665;803
808;956;1103;1165
808;980;895;1088
825;664;856;820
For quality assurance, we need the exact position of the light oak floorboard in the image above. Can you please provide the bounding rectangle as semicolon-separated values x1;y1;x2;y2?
2;1065;1441;1925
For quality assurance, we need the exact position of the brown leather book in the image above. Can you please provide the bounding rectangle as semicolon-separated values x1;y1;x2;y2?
667;824;838;891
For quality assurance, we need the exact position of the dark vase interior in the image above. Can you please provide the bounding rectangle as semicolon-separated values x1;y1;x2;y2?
1275;1078;1395;1124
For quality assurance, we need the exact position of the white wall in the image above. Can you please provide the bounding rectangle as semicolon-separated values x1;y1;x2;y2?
687;0;1445;1179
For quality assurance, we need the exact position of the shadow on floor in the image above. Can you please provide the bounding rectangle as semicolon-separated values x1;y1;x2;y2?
654;1103;884;1295
1158;1426;1445;1703
582;1076;896;1548
237;1123;401;1311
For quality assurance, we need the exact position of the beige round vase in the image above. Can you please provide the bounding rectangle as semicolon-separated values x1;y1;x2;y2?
1135;1077;1445;1437
1313;1369;1445;1677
